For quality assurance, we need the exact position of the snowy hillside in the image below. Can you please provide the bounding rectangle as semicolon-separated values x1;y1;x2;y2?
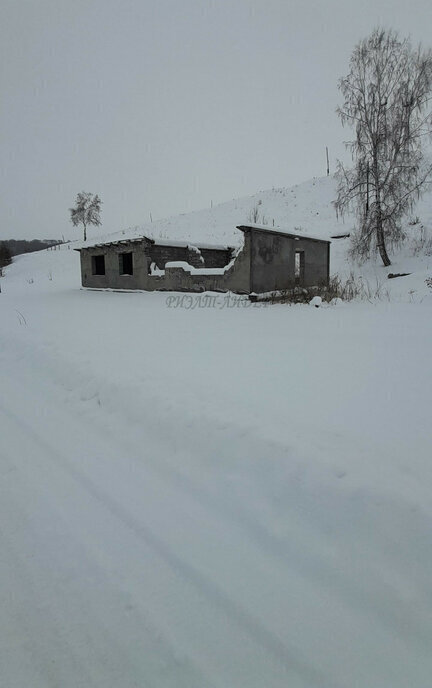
1;178;432;687
11;173;432;301
92;175;340;248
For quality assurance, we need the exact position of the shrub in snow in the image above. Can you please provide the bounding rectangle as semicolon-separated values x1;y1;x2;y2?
247;202;267;225
309;296;322;308
410;224;432;256
408;216;421;226
325;273;389;302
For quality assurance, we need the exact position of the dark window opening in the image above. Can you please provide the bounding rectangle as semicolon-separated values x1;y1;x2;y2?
295;251;305;285
92;254;105;275
119;252;133;275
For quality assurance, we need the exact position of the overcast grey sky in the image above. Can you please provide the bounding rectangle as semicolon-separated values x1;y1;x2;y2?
1;0;432;240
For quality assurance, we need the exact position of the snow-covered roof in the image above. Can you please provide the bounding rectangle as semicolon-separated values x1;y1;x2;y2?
153;238;231;250
164;261;229;275
78;235;231;251
236;224;330;243
75;237;149;251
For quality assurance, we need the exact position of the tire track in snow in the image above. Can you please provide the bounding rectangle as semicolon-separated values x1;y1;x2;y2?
0;412;216;688
78;384;432;657
0;397;335;688
2;335;431;668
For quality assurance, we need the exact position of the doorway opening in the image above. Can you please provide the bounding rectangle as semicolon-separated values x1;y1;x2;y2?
295;251;305;285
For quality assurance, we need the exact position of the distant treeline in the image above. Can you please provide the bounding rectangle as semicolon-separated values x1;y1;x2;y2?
0;239;65;271
1;239;63;257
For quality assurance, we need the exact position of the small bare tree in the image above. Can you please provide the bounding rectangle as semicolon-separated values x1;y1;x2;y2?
335;29;432;266
69;192;102;242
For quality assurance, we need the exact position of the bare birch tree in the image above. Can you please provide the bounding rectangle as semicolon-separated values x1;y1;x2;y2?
69;192;102;242
335;29;432;266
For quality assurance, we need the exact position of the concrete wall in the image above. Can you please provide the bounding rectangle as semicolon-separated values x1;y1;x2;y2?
79;236;250;293
148;244;189;269
144;236;250;294
148;244;207;269
199;247;233;268
249;229;329;292
139;243;232;270
250;231;294;293
80;240;152;290
78;230;328;294
293;236;329;287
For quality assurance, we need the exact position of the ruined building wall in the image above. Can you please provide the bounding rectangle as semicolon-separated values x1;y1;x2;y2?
248;229;329;292
79;237;249;293
78;230;329;294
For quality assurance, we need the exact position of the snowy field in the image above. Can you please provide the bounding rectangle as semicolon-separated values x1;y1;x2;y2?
1;185;432;686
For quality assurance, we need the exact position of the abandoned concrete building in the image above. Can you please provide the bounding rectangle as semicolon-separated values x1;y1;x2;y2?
76;224;330;294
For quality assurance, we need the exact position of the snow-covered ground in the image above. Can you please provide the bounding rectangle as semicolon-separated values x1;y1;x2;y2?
1;178;432;686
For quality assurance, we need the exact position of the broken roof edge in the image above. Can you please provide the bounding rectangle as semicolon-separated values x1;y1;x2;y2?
152;238;232;250
74;237;150;251
75;235;232;252
236;224;330;243
74;224;330;252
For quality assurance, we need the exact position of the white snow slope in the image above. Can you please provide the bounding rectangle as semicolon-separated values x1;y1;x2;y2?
1;176;432;687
